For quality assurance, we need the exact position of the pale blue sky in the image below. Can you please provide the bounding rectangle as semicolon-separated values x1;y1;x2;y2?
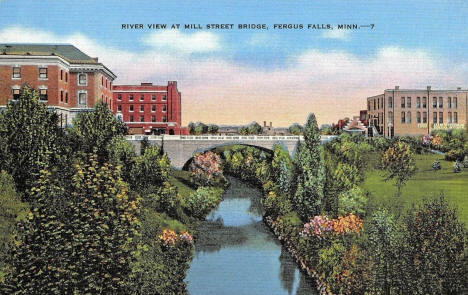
0;0;467;125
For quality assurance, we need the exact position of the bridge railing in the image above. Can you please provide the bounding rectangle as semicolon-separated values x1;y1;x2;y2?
125;135;338;142
125;135;309;141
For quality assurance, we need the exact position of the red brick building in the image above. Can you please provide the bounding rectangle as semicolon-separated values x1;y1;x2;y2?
112;82;187;135
0;44;116;126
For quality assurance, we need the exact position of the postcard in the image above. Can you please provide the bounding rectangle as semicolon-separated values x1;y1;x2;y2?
0;1;466;294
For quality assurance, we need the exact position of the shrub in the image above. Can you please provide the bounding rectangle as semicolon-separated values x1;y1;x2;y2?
184;187;223;219
189;151;227;187
431;160;442;171
337;186;367;217
453;161;462;173
445;149;464;161
262;191;293;218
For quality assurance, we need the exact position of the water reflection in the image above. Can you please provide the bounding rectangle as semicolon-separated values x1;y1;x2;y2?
186;177;317;295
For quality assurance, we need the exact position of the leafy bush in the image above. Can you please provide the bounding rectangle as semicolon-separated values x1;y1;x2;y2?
337;186;367;217
189;151;227;187
184;187;224;219
431;160;442;171
445;148;464;161
262;191;293;218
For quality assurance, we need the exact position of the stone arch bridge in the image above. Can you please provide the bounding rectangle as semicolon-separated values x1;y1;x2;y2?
126;135;337;169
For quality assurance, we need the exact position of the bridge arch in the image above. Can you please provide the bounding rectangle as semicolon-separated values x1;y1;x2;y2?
125;135;336;170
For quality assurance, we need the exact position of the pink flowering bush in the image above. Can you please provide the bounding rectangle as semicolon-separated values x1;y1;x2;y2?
301;215;333;239
189;151;227;187
159;229;193;246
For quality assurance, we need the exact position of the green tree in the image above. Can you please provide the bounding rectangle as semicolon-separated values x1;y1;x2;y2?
106;135;137;184
288;123;303;135
207;124;219;134
400;196;467;294
247;122;262;134
0;86;65;194
271;143;293;194
130;145;170;194
0;171;28;282
292;114;325;220
381;141;417;197
69;101;127;160
4;155;139;294
364;209;402;294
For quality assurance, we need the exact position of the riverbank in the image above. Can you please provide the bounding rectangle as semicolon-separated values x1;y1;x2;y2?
264;215;333;295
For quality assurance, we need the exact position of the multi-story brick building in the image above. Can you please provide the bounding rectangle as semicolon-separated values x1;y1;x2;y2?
0;43;116;126
367;86;467;137
112;82;187;135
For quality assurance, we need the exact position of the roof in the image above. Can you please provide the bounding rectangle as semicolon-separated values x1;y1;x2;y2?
0;43;98;64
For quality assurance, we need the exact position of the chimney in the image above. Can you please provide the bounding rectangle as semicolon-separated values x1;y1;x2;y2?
93;57;98;62
395;86;399;90
141;82;153;86
427;86;431;91
263;121;266;127
269;122;272;128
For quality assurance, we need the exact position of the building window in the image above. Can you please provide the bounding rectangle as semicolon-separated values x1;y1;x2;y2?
388;111;393;124
101;76;104;86
12;89;20;100
388;97;393;108
439;112;443;123
151;116;155;122
12;67;21;79
417;112;421;123
140;105;144;112
162;116;166;122
448;97;452;108
129;115;134;122
129;105;134;112
65;72;68;82
381;98;384;108
401;112;405;123
448;112;452;124
377;98;380;109
433;97;437;108
453;97;457;108
39;67;48;79
373;99;376;110
78;92;86;106
118;105;122;112
60;70;63;80
162;105;166;112
407;111;411;123
454;112;458;123
139;116;144;122
438;97;443;108
416;97;421;108
423;112;427;123
151;105;156;112
406;97;411;108
117;94;122;101
367;102;371;111
433;112;437;123
140;94;144;101
65;92;68;103
400;97;405;108
152;94;156;101
60;90;64;102
422;97;427;108
129;94;134;101
39;89;48;101
78;73;87;86
162;95;166;101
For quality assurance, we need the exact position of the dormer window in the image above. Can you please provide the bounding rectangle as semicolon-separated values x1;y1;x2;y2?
78;73;87;86
12;67;20;79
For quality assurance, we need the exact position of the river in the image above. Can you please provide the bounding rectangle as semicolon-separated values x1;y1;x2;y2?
185;177;318;295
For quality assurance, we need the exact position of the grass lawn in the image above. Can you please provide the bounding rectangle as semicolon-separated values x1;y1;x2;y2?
362;152;468;226
169;169;197;198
